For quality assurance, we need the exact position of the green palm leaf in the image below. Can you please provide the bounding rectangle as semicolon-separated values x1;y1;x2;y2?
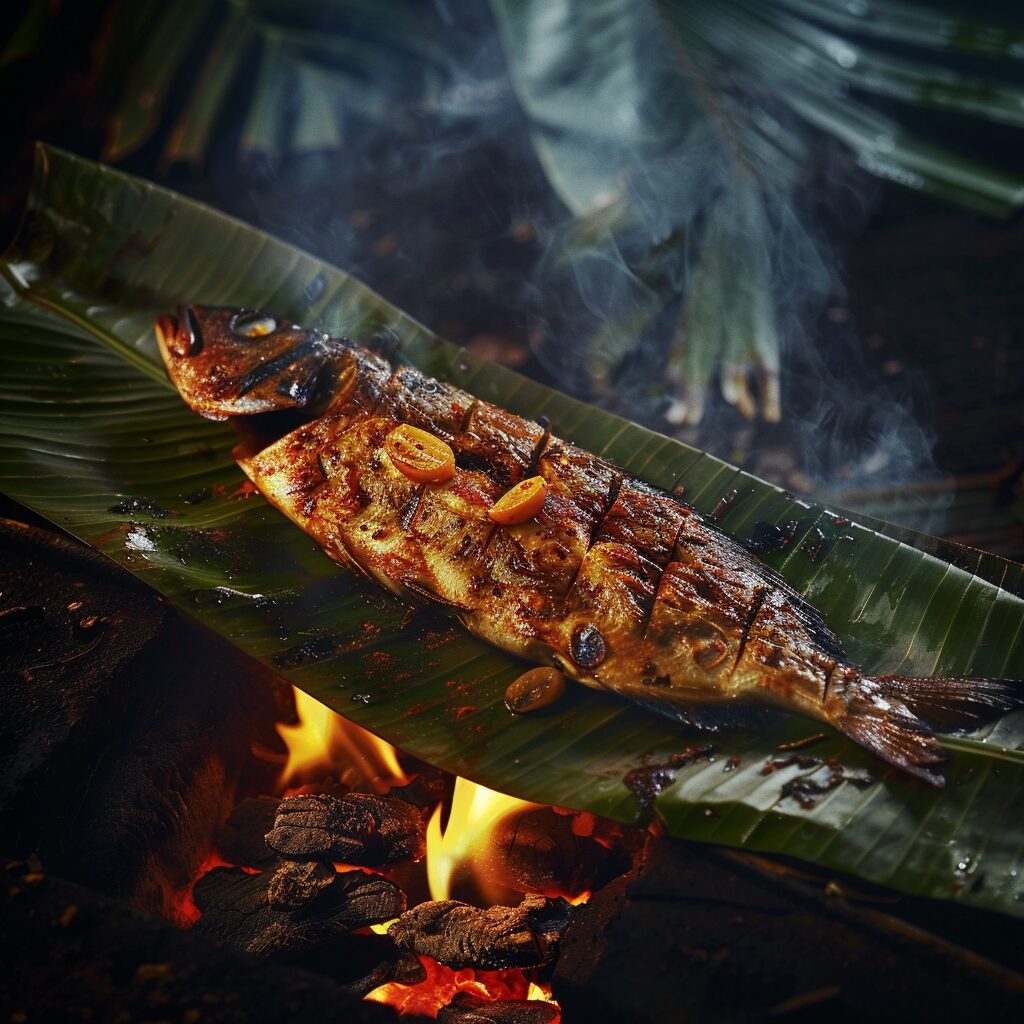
99;0;447;166
492;0;1024;423
3;146;1024;916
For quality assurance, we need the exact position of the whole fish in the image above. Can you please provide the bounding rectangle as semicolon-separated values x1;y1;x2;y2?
157;306;1021;785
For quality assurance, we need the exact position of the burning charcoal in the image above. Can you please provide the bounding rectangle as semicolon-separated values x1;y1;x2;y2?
215;796;281;870
0;860;401;1024
283;932;419;997
388;893;574;971
393;950;428;985
193;866;405;958
267;859;336;910
438;993;560;1024
482;807;633;897
0;520;284;911
266;792;425;866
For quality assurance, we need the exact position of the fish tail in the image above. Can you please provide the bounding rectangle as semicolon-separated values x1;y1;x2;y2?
830;671;1023;787
878;674;1023;728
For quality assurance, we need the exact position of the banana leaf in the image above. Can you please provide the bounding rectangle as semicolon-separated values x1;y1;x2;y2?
2;146;1024;917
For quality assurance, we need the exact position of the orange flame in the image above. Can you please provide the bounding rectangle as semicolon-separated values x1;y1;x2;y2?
269;691;566;1019
366;957;543;1018
277;687;405;793
426;776;540;904
167;852;260;927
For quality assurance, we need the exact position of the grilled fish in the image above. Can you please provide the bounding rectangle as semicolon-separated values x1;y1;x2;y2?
157;305;1022;785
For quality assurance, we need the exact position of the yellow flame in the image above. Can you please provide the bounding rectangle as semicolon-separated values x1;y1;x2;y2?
527;981;557;1004
277;687;404;793
426;776;539;902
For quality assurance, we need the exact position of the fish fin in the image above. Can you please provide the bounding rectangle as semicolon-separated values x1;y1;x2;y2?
702;520;846;661
792;603;846;663
400;576;470;613
630;694;767;733
877;674;1023;732
834;681;948;786
748;560;846;661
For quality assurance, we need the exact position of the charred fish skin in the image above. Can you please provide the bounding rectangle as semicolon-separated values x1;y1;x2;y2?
160;306;1024;785
154;306;353;418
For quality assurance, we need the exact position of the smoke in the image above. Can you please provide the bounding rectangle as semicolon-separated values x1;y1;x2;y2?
199;0;949;533
493;2;950;532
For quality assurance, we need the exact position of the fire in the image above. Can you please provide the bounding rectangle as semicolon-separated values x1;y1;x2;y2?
257;690;568;1019
277;687;405;793
167;851;259;927
426;776;540;903
528;981;557;1003
365;957;537;1017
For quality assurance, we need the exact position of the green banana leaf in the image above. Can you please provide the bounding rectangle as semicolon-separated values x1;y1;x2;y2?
2;146;1024;917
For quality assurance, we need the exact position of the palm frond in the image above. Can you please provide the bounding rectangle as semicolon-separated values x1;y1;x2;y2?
493;0;1024;426
773;0;1024;59
1;0;53;68
100;0;448;167
67;0;1024;428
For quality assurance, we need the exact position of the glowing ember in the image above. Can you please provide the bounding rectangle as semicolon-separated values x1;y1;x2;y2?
366;956;542;1018
427;776;541;903
202;689;573;1019
277;687;405;793
168;852;260;927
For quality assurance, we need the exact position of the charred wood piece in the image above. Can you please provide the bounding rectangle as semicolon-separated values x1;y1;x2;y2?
267;859;336;910
388;893;573;971
438;993;560;1024
392;950;429;985
215;796;281;870
552;836;1024;1024
482;807;634;897
0;859;396;1023
0;518;285;913
193;866;405;958
266;793;425;866
280;932;424;997
358;946;427;996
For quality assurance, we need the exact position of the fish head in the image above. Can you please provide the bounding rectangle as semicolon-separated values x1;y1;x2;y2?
156;305;355;419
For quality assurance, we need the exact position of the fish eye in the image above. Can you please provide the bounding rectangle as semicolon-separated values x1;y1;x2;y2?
230;311;278;340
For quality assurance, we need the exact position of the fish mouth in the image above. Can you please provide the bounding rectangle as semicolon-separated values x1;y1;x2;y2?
154;307;201;358
153;313;177;351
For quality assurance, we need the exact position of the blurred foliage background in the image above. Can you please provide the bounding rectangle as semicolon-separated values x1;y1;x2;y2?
2;0;1023;545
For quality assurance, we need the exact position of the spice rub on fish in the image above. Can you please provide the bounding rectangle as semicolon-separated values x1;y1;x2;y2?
157;306;1023;786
